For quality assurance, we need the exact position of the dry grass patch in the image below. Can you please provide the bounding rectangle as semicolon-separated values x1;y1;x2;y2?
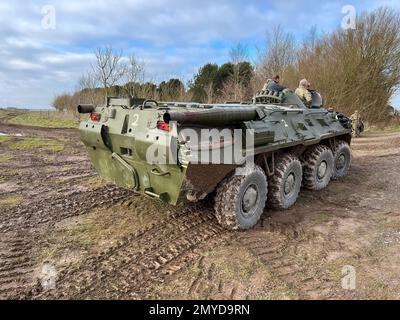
10;138;65;152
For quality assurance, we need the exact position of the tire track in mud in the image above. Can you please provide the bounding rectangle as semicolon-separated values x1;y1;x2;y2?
0;186;132;232
0;121;124;299
0;169;95;198
0;159;92;172
0;192;133;300
186;255;239;300
237;133;400;299
0;233;36;299
0;184;133;299
0;121;139;299
2;120;398;300
89;219;225;299
32;203;229;299
239;217;337;299
0;151;94;197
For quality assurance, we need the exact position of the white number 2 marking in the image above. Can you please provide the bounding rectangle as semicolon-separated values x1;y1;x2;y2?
131;114;139;127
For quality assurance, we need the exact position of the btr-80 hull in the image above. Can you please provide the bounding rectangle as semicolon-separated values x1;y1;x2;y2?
78;91;352;230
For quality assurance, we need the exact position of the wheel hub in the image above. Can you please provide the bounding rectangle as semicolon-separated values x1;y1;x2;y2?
242;184;258;216
317;161;328;179
284;173;296;195
336;154;346;170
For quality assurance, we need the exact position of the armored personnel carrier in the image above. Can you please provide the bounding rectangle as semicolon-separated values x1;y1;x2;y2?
78;89;352;230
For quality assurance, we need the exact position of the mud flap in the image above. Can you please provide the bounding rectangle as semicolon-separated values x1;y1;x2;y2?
184;164;236;201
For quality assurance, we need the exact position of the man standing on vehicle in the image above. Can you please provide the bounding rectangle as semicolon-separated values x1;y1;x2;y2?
295;79;313;107
262;75;288;91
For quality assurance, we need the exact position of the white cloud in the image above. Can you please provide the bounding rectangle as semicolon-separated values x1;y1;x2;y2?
0;0;399;108
8;59;44;71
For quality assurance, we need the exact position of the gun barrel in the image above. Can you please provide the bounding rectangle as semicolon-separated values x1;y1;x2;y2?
77;104;95;114
163;107;259;126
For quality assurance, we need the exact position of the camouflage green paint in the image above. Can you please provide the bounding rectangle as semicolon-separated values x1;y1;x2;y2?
78;92;351;205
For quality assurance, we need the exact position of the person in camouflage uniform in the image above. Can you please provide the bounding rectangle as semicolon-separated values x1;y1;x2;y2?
350;110;363;137
295;79;312;107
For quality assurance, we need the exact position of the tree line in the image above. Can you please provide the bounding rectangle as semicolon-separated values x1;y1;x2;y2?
54;7;400;124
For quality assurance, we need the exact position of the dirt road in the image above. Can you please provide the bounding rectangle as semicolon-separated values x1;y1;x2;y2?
0;121;399;299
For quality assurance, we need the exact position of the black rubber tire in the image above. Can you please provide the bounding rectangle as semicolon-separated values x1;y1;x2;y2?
214;165;267;230
301;145;334;190
267;153;302;209
332;140;352;179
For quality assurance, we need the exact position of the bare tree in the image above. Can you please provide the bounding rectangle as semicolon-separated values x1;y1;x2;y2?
258;25;296;81
92;46;126;99
230;43;249;64
78;70;102;105
229;43;250;100
79;70;98;91
124;54;146;98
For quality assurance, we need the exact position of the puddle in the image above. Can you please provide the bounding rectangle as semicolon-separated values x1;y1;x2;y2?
0;132;23;137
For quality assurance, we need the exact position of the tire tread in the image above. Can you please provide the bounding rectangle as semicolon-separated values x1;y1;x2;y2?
214;165;267;230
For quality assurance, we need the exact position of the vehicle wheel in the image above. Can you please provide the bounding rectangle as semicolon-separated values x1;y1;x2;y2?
267;153;302;209
332;140;352;179
214;165;267;230
302;145;334;190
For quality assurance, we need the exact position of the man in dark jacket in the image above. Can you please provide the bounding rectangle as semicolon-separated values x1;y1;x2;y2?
262;75;288;91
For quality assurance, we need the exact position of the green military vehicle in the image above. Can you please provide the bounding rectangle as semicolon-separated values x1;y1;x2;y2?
78;89;352;230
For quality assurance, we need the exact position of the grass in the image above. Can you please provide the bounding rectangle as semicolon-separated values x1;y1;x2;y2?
8;111;79;129
0;110;7;118
40;217;106;272
80;175;108;189
0;155;12;162
366;126;400;134
10;138;65;152
0;109;21;120
0;195;23;207
61;221;105;247
311;212;334;224
0;136;11;143
40;198;157;269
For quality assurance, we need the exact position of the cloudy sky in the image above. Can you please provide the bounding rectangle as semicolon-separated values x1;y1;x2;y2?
1;0;399;109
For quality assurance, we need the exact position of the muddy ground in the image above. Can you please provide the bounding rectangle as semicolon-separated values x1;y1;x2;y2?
0;117;400;300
